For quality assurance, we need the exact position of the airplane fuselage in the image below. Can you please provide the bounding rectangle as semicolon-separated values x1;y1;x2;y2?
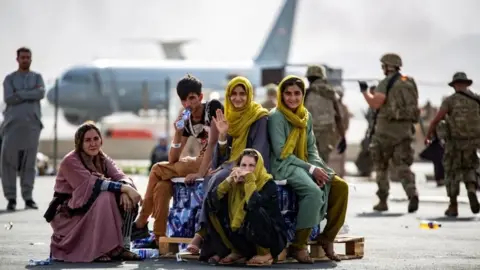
46;59;266;124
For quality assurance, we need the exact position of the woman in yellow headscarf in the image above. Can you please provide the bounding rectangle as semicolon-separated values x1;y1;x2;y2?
268;75;349;263
201;149;287;266
186;76;271;261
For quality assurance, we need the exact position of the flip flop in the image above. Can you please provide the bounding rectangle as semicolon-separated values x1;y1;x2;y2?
94;255;112;262
218;253;246;265
208;255;220;265
288;247;314;264
246;255;274;266
119;250;143;261
186;244;200;255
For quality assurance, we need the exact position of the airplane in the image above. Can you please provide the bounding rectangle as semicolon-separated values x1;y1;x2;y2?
46;0;345;125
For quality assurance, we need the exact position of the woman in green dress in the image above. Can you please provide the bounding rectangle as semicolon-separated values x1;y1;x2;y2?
267;75;349;263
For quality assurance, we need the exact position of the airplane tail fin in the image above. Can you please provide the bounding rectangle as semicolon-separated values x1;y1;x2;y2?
253;0;298;67
157;40;191;60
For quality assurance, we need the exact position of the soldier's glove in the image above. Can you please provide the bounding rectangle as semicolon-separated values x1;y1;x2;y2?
337;137;347;154
358;81;368;92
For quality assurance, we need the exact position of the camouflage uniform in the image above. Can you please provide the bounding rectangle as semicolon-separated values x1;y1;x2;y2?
304;65;338;163
369;53;419;212
261;83;277;110
440;72;480;216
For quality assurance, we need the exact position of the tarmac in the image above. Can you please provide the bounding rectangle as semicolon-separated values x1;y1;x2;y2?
0;165;479;270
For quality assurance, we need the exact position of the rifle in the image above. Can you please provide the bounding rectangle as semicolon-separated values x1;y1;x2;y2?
366;73;402;142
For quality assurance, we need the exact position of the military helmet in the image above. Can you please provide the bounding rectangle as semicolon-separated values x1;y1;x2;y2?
380;53;402;67
306;65;326;79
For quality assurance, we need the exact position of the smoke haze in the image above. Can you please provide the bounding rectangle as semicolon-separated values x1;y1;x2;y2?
1;0;479;102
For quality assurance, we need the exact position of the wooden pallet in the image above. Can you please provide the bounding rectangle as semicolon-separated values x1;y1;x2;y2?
277;235;364;263
157;237;192;257
157;235;364;262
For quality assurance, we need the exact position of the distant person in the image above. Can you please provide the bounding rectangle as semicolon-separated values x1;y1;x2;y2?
424;72;480;217
359;53;420;213
1;47;44;211
260;83;277;110
148;135;169;171
304;65;346;163
45;122;144;262
134;75;224;242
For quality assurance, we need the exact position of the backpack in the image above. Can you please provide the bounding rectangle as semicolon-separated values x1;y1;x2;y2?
448;91;480;139
383;76;420;122
304;81;336;127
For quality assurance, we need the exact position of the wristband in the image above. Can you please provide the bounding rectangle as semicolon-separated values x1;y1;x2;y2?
218;140;227;145
309;165;316;175
171;142;181;148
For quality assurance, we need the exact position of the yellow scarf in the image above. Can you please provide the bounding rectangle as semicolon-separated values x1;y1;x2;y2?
225;76;269;162
276;75;309;161
228;149;272;231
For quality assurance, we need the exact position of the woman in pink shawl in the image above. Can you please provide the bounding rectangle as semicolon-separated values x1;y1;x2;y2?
45;122;146;262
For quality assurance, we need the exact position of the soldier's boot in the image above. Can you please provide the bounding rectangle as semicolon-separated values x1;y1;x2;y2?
466;183;480;214
407;195;419;213
373;196;388;212
444;196;458;217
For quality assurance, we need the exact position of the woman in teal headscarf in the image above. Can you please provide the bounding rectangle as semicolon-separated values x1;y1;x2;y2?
268;75;349;263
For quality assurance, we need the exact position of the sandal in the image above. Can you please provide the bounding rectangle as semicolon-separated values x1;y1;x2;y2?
246;254;274;266
94;255;112;262
218;253;246;265
186;234;203;255
118;250;143;261
317;236;341;262
207;255;220;265
289;246;314;264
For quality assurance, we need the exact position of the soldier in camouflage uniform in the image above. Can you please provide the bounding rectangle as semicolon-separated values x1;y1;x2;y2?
359;53;420;213
425;72;480;216
304;65;347;163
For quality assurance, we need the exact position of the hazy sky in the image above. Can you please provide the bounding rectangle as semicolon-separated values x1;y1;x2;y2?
1;0;480;96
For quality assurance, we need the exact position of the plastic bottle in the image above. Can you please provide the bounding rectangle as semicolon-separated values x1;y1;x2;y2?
28;259;51;266
420;220;441;229
131;248;159;259
175;109;191;130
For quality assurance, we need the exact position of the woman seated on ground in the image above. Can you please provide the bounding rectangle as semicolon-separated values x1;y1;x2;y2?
186;76;271;259
201;149;287;266
44;122;146;262
268;75;349;263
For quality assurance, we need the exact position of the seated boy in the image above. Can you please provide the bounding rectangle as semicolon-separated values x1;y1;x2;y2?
134;74;223;241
